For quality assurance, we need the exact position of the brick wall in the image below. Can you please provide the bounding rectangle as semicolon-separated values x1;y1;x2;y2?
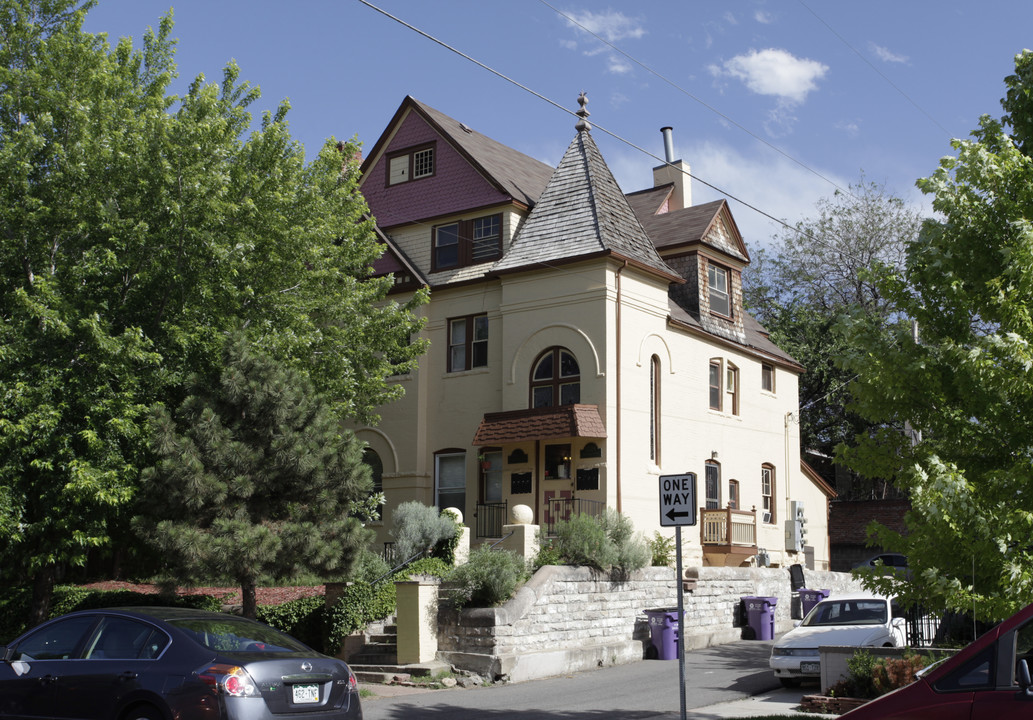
435;564;865;682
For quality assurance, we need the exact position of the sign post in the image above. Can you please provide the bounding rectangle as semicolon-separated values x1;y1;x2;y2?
659;473;696;720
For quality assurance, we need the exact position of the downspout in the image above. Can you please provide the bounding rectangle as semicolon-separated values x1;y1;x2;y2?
785;410;792;553
616;259;628;513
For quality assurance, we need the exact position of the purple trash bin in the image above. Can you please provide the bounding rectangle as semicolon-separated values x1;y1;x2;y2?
743;596;778;641
644;608;681;660
800;589;827;617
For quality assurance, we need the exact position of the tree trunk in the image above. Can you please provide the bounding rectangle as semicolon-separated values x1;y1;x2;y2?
29;563;57;628
241;577;257;619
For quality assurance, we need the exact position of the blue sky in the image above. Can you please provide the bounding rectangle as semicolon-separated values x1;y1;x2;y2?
83;1;1032;249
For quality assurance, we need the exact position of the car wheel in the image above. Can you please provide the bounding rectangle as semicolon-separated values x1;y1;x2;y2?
779;677;801;688
122;704;164;720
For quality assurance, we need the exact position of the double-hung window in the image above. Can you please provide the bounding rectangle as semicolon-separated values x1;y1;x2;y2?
726;363;739;416
708;262;731;317
448;315;488;372
709;360;722;410
433;213;502;270
762;464;775;523
435;451;466;512
762;363;775;393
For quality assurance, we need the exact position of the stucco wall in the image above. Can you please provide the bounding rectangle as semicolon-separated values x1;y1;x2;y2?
436;564;865;682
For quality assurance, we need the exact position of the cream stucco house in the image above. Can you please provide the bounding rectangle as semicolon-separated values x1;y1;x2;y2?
355;95;834;569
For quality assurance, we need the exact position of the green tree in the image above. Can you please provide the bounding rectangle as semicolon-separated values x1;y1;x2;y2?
840;50;1033;620
744;179;921;492
135;335;373;619
0;1;425;625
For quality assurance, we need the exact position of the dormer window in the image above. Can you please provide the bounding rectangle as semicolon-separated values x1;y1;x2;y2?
708;262;731;317
387;144;435;185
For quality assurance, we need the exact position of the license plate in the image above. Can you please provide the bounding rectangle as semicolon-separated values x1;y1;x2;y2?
800;661;821;674
292;683;319;704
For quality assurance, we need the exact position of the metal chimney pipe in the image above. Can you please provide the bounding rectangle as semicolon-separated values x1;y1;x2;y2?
661;126;675;163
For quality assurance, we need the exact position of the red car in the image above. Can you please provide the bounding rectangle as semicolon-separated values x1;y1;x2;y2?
841;602;1033;719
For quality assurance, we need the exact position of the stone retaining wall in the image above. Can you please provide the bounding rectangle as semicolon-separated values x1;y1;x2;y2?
436;564;865;682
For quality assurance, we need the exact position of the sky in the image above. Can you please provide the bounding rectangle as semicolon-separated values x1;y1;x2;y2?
81;0;1033;251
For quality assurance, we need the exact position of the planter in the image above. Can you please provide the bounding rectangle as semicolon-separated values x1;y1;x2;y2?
801;694;869;715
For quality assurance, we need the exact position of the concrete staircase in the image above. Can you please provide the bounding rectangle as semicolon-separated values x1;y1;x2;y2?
346;616;447;684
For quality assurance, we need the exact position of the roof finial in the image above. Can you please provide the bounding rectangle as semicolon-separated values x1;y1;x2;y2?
575;92;591;132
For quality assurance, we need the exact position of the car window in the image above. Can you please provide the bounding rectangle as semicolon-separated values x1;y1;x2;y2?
12;616;96;661
803;600;888;627
84;617;169;660
934;644;995;692
167;617;309;653
1013;619;1033;685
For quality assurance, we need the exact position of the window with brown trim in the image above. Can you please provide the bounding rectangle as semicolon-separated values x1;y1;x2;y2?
761;363;775;393
762;464;775;523
387;143;435;185
728;479;739;510
433;213;502;271
707;262;731;317
704;461;721;510
726;363;739;416
447;315;488;372
531;347;580;408
709;359;722;410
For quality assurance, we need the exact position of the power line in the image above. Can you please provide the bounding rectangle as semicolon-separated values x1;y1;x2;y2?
797;0;953;139
539;0;855;200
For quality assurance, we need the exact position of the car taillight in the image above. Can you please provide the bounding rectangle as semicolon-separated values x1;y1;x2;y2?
196;664;259;697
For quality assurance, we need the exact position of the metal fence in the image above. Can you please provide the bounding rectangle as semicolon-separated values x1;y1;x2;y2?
545;497;605;535
475;501;508;538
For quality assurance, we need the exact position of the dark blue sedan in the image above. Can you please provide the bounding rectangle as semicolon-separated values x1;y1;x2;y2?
0;606;362;720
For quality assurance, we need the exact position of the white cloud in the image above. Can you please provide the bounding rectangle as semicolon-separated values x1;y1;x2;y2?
711;48;829;104
754;10;774;24
870;43;909;64
561;9;646;43
560;9;646;75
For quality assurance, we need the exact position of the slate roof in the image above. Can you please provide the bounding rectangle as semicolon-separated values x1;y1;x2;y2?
472;404;607;445
668;300;802;369
493;126;680;280
406;97;554;208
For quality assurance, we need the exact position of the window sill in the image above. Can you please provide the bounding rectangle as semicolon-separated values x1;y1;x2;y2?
443;366;491;379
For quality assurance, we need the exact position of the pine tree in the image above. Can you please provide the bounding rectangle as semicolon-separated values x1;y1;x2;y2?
136;335;373;618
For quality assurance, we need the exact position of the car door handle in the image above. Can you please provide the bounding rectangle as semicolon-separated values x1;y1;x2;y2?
119;671;138;681
39;674;57;685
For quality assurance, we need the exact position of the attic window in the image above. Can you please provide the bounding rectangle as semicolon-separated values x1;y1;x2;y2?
708;262;731;317
387;144;435;185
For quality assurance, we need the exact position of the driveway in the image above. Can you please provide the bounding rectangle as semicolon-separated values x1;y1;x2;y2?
360;639;789;720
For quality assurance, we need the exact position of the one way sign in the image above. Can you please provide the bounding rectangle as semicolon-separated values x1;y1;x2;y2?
659;473;697;527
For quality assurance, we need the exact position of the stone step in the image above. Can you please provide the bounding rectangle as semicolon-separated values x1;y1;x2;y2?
349;651;398;666
368;633;396;644
351;661;449;685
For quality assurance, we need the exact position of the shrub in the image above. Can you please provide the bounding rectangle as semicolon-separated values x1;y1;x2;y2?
447;547;529;608
530;536;563;572
551;510;650;576
257;596;325;650
648;531;675;567
873;651;935;695
390;501;459;563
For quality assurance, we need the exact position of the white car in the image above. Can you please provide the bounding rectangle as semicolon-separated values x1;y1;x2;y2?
769;594;908;687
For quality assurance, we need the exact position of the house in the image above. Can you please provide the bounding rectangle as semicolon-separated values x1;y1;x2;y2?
354;94;834;569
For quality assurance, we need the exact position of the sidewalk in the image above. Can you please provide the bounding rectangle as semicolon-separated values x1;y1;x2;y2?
680;687;838;718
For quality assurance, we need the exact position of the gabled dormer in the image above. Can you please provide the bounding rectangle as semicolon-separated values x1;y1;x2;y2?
359;97;554;287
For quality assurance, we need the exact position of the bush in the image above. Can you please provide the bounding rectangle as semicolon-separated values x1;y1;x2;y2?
447;547;529;608
827;649;939;699
530;536;563;572
390;501;460;563
551;510;650;576
257;596;325;650
648;531;675;566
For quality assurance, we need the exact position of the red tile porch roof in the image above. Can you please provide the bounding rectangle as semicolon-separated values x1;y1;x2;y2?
472;404;607;445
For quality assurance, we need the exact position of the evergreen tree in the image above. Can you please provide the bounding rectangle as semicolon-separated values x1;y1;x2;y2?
136;335;373;619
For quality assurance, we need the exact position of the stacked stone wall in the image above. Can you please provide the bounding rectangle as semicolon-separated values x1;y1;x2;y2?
436;564;864;682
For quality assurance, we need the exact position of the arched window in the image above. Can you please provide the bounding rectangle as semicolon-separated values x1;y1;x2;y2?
361;448;384;522
650;355;661;463
530;347;580;408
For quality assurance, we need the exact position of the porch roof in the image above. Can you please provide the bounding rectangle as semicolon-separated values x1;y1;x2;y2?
472;404;607;445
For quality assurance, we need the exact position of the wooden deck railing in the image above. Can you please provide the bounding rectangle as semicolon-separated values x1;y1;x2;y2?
700;507;757;552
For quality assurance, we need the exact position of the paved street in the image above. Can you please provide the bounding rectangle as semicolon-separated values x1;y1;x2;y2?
360;639;801;720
